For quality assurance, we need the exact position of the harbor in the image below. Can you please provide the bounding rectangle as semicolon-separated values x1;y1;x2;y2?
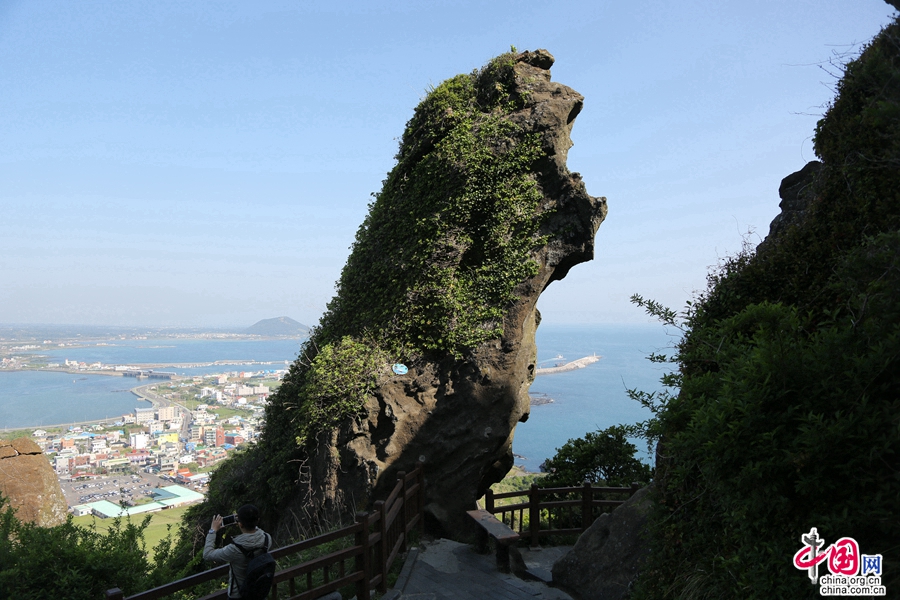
534;354;601;375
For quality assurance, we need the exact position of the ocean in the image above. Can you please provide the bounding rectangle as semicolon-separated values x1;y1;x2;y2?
515;323;676;471
0;324;678;470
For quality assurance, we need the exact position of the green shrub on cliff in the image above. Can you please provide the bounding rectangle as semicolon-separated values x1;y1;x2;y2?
0;495;179;600
631;16;900;599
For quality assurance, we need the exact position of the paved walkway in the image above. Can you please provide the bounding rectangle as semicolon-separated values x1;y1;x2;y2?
385;539;574;600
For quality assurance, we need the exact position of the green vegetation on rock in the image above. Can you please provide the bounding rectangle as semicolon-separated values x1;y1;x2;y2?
278;49;552;453
316;51;547;358
186;50;561;552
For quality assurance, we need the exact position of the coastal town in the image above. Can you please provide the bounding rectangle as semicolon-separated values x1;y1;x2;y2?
20;365;285;519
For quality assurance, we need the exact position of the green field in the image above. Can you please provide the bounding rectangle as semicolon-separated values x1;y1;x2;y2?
72;504;191;558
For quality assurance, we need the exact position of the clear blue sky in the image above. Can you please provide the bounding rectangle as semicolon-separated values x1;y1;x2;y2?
0;0;895;328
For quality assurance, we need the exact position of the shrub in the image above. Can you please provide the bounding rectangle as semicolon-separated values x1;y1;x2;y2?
538;425;652;488
0;495;178;600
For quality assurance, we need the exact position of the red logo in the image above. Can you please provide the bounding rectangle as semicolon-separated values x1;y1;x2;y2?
793;528;861;583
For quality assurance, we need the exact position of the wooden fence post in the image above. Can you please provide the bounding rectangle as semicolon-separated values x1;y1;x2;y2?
376;500;388;593
105;588;125;600
631;482;640;496
355;511;371;600
529;483;540;548
416;461;425;537
581;482;593;531
485;488;494;513
397;470;408;553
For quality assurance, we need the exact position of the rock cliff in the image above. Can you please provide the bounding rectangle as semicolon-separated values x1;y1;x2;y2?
0;437;67;527
764;160;821;243
552;486;653;600
307;49;605;537
202;49;605;541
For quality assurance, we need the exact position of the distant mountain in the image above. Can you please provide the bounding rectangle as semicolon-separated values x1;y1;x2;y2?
245;317;309;337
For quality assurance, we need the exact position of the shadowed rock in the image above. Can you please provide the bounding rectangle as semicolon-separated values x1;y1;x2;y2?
552;486;652;600
764;160;822;244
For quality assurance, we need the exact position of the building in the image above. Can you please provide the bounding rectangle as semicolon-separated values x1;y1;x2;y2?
54;456;70;474
101;457;130;472
154;431;179;445
134;407;155;424
197;447;227;467
204;426;224;448
157;406;177;421
130;433;149;449
157;456;177;472
127;450;151;466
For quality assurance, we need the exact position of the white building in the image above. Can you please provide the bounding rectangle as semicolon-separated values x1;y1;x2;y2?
135;407;155;424
130;433;149;450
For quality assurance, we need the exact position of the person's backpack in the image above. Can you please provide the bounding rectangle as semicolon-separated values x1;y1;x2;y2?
231;532;276;600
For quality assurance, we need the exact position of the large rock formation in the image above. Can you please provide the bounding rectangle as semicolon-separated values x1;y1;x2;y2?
203;49;605;542
0;437;67;527
763;160;821;243
552;486;653;600
315;50;604;537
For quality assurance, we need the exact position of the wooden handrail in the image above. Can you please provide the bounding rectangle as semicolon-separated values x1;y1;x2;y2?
105;462;425;600
485;481;642;546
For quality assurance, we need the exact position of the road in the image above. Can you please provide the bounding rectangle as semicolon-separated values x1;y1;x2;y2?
131;383;192;442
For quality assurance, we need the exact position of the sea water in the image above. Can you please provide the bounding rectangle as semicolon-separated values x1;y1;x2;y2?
0;325;679;470
514;323;677;472
0;370;151;429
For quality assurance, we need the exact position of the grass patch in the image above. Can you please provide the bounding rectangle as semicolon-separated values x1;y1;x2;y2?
72;504;191;559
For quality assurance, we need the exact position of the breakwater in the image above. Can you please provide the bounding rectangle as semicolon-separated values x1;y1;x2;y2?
534;354;601;375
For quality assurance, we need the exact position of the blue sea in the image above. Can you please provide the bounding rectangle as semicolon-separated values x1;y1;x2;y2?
0;326;679;470
515;323;677;472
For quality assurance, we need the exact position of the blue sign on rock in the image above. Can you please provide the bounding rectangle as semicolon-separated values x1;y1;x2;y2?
392;363;408;375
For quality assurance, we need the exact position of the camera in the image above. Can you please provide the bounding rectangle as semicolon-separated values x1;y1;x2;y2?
222;513;238;527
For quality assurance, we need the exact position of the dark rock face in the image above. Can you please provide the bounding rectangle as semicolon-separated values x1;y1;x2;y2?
764;160;822;243
297;51;606;538
552;486;652;600
0;437;67;526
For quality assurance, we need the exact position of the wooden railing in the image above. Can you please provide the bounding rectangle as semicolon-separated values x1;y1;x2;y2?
484;482;640;547
105;463;424;600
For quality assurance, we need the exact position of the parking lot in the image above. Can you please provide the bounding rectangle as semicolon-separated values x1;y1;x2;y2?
59;472;173;508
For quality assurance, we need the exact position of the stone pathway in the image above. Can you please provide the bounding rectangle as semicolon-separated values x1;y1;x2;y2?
385;539;574;600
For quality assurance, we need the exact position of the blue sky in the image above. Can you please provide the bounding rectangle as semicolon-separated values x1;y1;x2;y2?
0;0;895;328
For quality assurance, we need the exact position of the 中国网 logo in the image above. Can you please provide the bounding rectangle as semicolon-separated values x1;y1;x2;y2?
793;527;886;596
